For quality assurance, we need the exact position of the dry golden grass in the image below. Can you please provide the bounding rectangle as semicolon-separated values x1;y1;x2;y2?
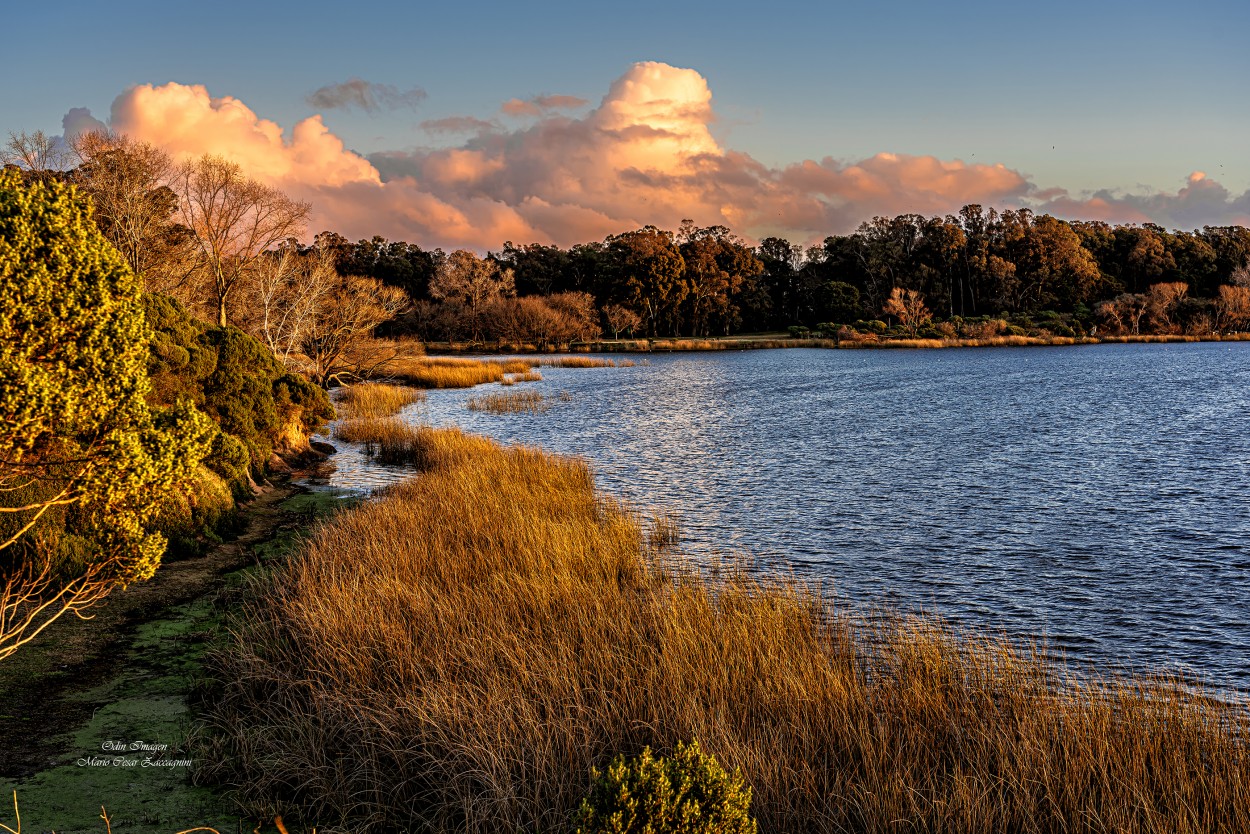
336;382;423;419
466;389;549;415
387;356;535;388
331;418;483;466
537;356;617;368
196;432;1250;833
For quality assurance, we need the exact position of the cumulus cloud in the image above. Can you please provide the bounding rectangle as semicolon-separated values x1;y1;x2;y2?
307;78;426;113
62;107;108;139
84;62;1250;250
1035;172;1250;229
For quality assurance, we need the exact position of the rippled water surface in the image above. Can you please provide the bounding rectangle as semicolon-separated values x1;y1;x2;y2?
318;343;1250;689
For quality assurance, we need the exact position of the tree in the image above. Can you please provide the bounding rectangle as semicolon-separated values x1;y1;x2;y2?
428;249;515;342
300;274;410;384
0;170;212;660
2;130;71;181
176;155;309;327
1144;281;1189;332
70;131;196;296
602;304;643;339
882;287;930;335
243;245;338;366
606;226;687;336
1214;284;1250;331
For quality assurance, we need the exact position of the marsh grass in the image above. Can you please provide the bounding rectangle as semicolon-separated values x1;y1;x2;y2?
331;418;484;466
388;356;534;388
466;390;549;415
537;357;617;368
337;382;423;419
196;432;1250;833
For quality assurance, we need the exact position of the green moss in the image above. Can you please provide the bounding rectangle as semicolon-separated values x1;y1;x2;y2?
0;597;241;834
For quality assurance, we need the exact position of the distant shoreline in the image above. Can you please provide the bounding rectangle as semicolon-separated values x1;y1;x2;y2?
420;331;1250;356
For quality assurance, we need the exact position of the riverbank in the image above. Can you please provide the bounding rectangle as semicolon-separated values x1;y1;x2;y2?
195;425;1250;834
415;330;1250;356
0;478;351;833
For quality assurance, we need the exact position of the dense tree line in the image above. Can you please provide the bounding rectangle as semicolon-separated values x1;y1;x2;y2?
311;211;1250;343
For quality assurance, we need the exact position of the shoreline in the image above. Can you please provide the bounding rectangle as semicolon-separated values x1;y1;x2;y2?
418;331;1250;356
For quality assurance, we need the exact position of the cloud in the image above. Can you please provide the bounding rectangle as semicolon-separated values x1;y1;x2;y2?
307;78;426;113
62;107;108;139
86;63;1250;251
500;93;590;117
420;115;501;135
1034;172;1250;229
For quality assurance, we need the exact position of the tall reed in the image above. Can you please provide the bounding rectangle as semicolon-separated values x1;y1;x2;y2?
337;382;423;419
195;432;1250;833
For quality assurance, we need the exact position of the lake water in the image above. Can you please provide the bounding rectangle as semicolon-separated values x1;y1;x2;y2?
314;343;1250;691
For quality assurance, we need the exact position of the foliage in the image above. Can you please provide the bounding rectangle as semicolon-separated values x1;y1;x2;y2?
143;294;332;484
0;169;213;658
575;742;757;834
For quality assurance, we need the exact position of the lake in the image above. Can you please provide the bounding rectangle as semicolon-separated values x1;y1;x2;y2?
317;343;1250;691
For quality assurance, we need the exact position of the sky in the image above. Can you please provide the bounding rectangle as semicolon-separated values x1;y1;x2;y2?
3;0;1248;249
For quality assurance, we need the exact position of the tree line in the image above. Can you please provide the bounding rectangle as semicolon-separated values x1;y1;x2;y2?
7;128;1250;355
314;213;1250;344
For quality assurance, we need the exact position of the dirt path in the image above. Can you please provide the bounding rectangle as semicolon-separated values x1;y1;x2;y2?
0;479;342;833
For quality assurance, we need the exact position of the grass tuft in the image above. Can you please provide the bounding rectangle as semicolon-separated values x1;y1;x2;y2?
466;390;549;414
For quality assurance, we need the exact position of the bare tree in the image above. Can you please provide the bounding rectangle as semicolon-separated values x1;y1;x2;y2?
882;287;931;336
300;274;410;384
70;132;198;295
176;155;309;326
602;304;643;340
2;130;71;179
1144;281;1188;332
1098;293;1149;335
428;250;515;342
1215;284;1250;332
244;246;338;365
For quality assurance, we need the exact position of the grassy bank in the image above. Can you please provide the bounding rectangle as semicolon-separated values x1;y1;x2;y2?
418;331;1250;354
0;484;353;834
194;429;1250;833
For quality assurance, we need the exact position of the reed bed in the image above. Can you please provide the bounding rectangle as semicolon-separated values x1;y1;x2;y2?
196;431;1250;833
387;356;535;389
465;389;549;415
331;418;478;466
537;356;617;368
336;382;424;419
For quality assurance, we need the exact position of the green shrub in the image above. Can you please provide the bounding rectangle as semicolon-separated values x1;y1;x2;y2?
786;325;810;339
575;741;757;834
143;294;332;481
1006;324;1029;337
854;319;887;335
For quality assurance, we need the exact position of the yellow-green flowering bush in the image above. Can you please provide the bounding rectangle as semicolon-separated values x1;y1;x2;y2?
576;742;757;834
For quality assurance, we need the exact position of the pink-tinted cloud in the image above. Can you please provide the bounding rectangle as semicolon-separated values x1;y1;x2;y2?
1035;172;1250;229
80;63;1250;251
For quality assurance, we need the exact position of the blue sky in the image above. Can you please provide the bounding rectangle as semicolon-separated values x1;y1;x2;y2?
3;0;1247;245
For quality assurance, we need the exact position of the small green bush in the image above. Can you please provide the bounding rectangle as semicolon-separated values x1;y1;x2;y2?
854;319;888;335
575;741;757;834
786;325;810;339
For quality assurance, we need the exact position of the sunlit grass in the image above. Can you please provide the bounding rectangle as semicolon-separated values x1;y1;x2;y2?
197;430;1250;833
536;356;616;368
336;382;423;419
